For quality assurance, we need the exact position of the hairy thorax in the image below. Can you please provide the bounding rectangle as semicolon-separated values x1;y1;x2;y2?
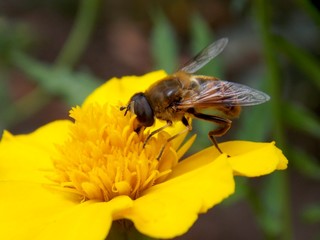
145;73;190;122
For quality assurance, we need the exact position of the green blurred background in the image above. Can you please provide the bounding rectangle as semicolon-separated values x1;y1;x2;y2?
1;0;319;239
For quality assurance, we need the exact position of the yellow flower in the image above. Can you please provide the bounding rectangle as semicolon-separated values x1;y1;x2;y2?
0;70;288;239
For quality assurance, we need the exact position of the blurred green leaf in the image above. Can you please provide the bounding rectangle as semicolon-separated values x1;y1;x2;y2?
55;0;101;68
254;2;292;237
190;13;213;51
0;19;34;65
1;87;51;130
0;73;11;130
295;0;320;26
222;177;249;206
258;172;291;238
0;74;10;109
11;51;101;106
282;102;320;139
275;35;320;90
150;9;178;73
235;104;272;141
254;0;286;147
301;204;320;224
288;147;320;180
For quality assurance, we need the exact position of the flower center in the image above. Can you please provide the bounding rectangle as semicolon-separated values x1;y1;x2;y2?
51;104;179;202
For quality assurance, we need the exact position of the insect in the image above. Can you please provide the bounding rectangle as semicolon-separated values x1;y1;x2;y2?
120;38;270;159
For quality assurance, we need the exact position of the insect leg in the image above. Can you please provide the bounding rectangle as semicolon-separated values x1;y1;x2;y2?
157;116;192;160
143;120;173;148
187;108;231;154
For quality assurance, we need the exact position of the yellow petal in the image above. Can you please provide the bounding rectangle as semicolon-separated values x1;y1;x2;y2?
169;143;219;178
0;182;79;239
0;181;133;240
0;120;71;183
221;141;288;176
176;134;197;159
121;155;234;239
173;141;288;178
33;196;133;240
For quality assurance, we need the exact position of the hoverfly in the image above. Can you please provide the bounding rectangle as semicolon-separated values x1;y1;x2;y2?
120;38;270;159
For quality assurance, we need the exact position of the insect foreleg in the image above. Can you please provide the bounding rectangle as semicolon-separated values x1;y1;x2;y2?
143;120;173;148
156;116;192;160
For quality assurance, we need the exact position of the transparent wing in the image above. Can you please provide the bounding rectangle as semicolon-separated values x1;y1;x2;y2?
178;79;270;109
179;38;228;74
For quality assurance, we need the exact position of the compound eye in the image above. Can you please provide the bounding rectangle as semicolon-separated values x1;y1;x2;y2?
131;93;155;127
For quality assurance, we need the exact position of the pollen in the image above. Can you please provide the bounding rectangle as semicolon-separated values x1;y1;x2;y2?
51;104;179;202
